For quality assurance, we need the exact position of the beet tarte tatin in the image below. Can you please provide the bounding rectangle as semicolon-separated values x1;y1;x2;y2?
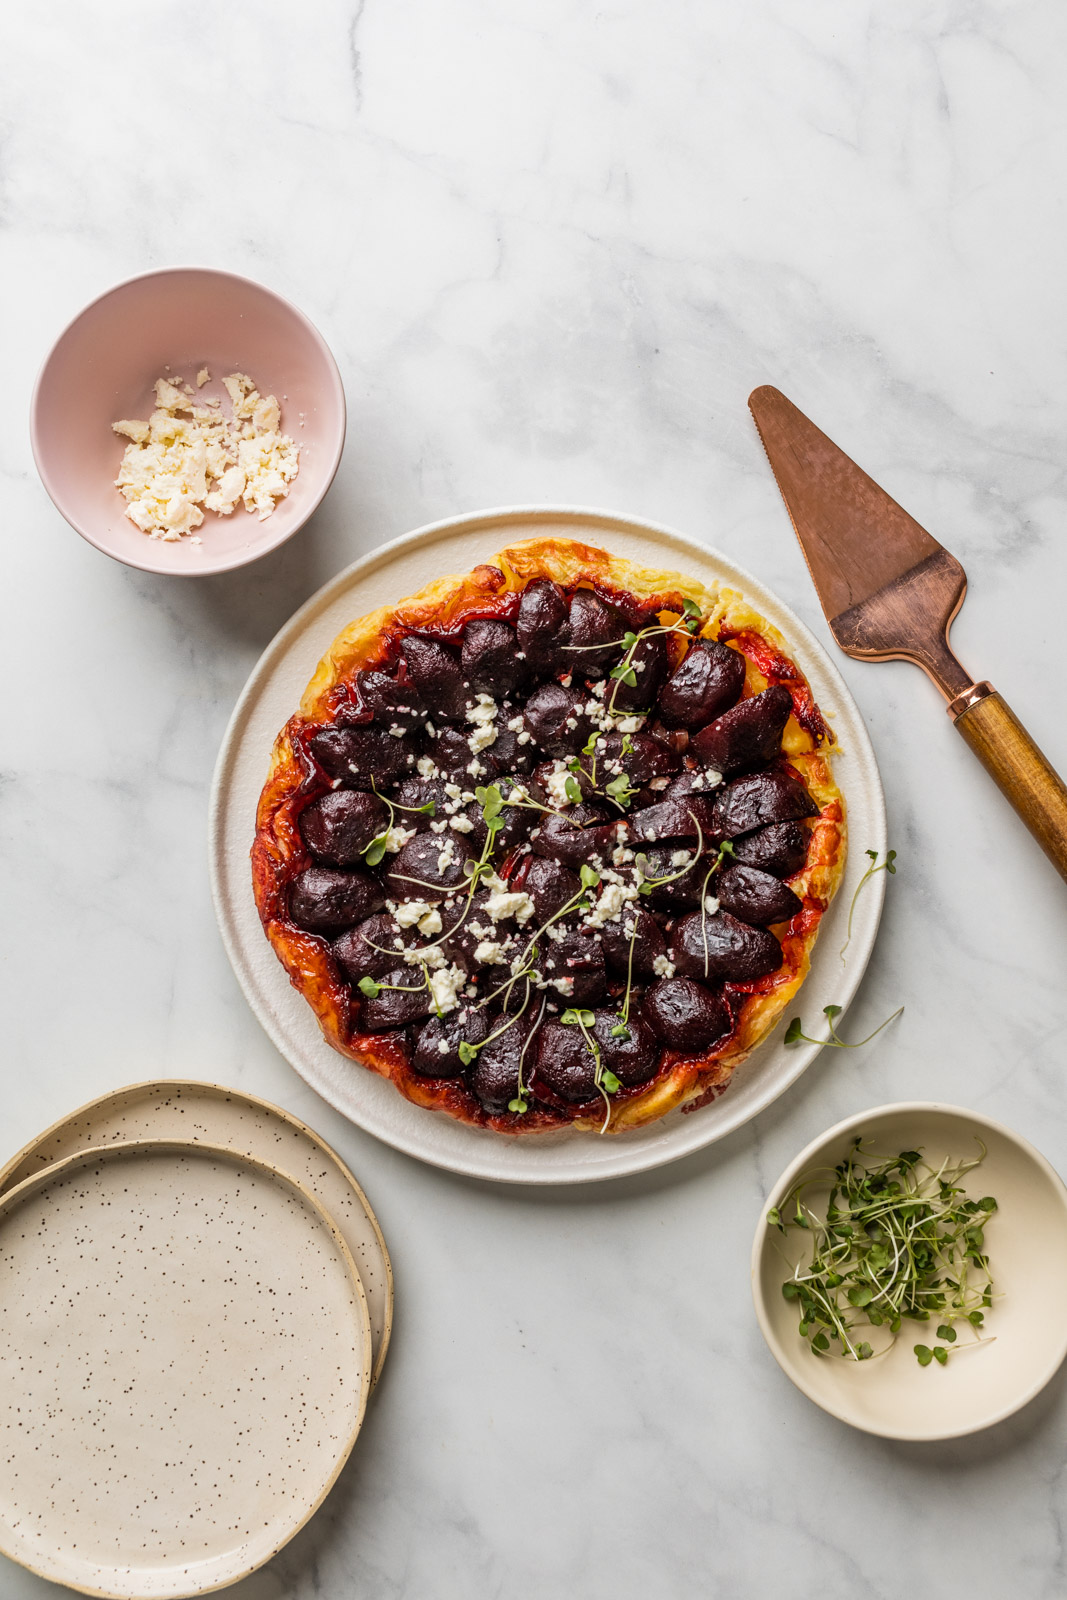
252;540;845;1135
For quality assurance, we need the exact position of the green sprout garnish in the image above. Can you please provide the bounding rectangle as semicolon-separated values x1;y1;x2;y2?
841;847;897;962
362;778;436;865
560;1006;618;1132
770;1140;997;1366
783;1003;903;1049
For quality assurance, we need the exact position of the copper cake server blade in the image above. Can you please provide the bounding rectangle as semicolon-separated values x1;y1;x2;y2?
748;384;1067;882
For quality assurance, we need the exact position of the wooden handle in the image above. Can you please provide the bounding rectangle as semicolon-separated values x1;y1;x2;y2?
952;688;1067;881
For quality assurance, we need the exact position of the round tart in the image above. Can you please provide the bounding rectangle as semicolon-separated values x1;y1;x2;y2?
252;539;845;1135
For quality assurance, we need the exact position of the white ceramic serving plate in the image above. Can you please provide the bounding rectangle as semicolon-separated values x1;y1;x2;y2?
0;1140;371;1598
210;505;886;1185
752;1102;1067;1440
0;1079;393;1389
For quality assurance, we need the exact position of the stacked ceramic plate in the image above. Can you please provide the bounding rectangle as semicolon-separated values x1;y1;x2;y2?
0;1080;393;1598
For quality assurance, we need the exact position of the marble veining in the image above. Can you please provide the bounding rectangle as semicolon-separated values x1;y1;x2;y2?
4;1;1067;1595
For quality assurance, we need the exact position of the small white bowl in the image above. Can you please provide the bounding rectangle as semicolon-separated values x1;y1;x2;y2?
30;267;346;576
752;1102;1067;1440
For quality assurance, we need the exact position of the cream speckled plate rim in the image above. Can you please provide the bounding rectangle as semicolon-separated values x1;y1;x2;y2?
0;1078;394;1389
210;504;886;1184
0;1137;373;1600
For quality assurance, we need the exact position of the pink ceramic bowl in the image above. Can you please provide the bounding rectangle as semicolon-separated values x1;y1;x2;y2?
31;267;346;576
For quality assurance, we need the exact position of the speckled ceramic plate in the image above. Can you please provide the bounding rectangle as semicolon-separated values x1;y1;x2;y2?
0;1080;393;1389
210;506;886;1184
0;1140;371;1598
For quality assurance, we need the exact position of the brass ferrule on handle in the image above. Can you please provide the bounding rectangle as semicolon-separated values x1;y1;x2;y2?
947;682;1067;883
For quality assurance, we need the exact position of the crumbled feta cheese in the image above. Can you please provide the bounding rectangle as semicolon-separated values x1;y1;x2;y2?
616;716;645;733
196;367;211;387
416;756;439;778
394;899;434;927
387;723;405;737
382;825;416;853
444;782;462;799
506;715;525;733
465;695;498;753
438;1039;450;1054
703;896;720;915
671;850;692;868
612;845;635;866
585;881;638;928
468;724;498;754
474;939;509;965
483;886;536;925
543;761;574;809
466;758;486;777
652;954;676;978
430;819;448;833
429;964;467;1014
550;975;575;996
112;368;299;541
449;814;475;833
418;907;443;935
437;839;457;873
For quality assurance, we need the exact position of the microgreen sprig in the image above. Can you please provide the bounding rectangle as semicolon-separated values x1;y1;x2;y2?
783;1003;903;1049
362;779;436;866
841;847;897;962
769;1140;997;1366
560;1006;620;1133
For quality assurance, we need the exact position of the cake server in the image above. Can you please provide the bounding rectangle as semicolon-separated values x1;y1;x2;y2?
748;384;1067;882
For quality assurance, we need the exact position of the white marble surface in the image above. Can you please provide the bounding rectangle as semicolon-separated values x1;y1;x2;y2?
4;2;1067;1595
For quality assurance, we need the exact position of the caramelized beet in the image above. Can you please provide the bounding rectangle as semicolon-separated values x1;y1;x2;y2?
598;907;668;981
610;633;668;711
542;929;607;1006
461;620;528;695
643;977;731;1052
533;1021;601;1103
594;1009;660;1085
692;686;794;776
530;805;618;871
401;637;467;719
468;1013;539;1113
300;790;387;866
567;589;627;675
731;820;808;878
412;1009;489;1076
354;670;425;729
516;578;569;672
635;845;707;912
599;730;680;784
428;726;476;776
483;726;535;778
333;913;415;984
630;796;718;844
657;638;747;729
522;857;582;922
390;777;450;832
712;769;819;837
289;868;384;934
308;726;414;788
522;682;591;756
716;864;803;926
384;834;469;902
670;910;782;983
359;966;434;1030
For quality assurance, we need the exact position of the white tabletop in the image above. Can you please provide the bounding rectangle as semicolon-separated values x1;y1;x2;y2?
6;3;1067;1597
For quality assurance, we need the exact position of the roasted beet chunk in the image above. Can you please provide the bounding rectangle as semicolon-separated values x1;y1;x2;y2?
670;909;782;984
461;620;528;695
593;1009;661;1086
483;725;535;779
533;1021;601;1103
712;769;818;838
289;868;384;934
517;578;570;672
599;906;668;981
384;833;469;902
299;790;387;866
731;820;808;878
412;1009;489;1077
610;633;668;712
542;929;607;1006
692;685;794;776
630;796;717;845
643;977;732;1053
439;890;521;974
657;639;746;729
635;845;707;912
468;1013;539;1114
521;856;581;922
522;682;591;757
333;913;415;984
401;636;467;720
530;805;618;871
599;730;680;784
390;777;449;832
429;726;477;776
359;966;434;1030
354;669;425;730
308;726;414;788
716;864;803;926
567;589;627;676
